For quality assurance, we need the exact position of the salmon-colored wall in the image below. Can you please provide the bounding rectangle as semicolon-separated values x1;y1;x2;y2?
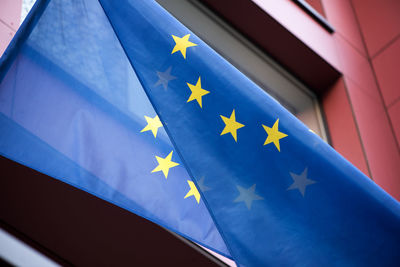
353;0;400;150
252;0;400;200
0;0;21;56
326;0;400;199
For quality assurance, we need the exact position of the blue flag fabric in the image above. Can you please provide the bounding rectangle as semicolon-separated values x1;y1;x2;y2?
1;0;400;266
0;0;230;258
98;0;400;266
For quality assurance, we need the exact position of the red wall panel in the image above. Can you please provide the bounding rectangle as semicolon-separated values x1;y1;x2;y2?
322;0;367;56
321;78;369;175
351;0;400;58
344;77;400;199
333;34;376;91
252;0;340;69
0;22;15;56
0;0;21;31
372;38;400;107
388;100;400;146
250;0;400;199
0;0;20;55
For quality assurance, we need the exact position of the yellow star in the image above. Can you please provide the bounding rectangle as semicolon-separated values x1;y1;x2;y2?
262;119;288;152
140;115;163;138
186;77;210;108
184;180;201;204
171;34;197;59
220;109;245;142
151;151;179;179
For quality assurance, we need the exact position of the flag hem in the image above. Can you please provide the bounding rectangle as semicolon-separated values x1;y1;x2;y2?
97;0;237;263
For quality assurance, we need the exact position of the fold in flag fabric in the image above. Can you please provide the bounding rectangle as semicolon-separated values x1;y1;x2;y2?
1;0;400;266
0;0;229;259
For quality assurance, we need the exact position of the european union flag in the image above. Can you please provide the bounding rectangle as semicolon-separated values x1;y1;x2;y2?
1;0;400;266
0;0;229;259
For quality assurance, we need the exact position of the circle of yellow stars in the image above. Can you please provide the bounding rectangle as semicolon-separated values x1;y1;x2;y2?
169;33;288;148
139;32;299;206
